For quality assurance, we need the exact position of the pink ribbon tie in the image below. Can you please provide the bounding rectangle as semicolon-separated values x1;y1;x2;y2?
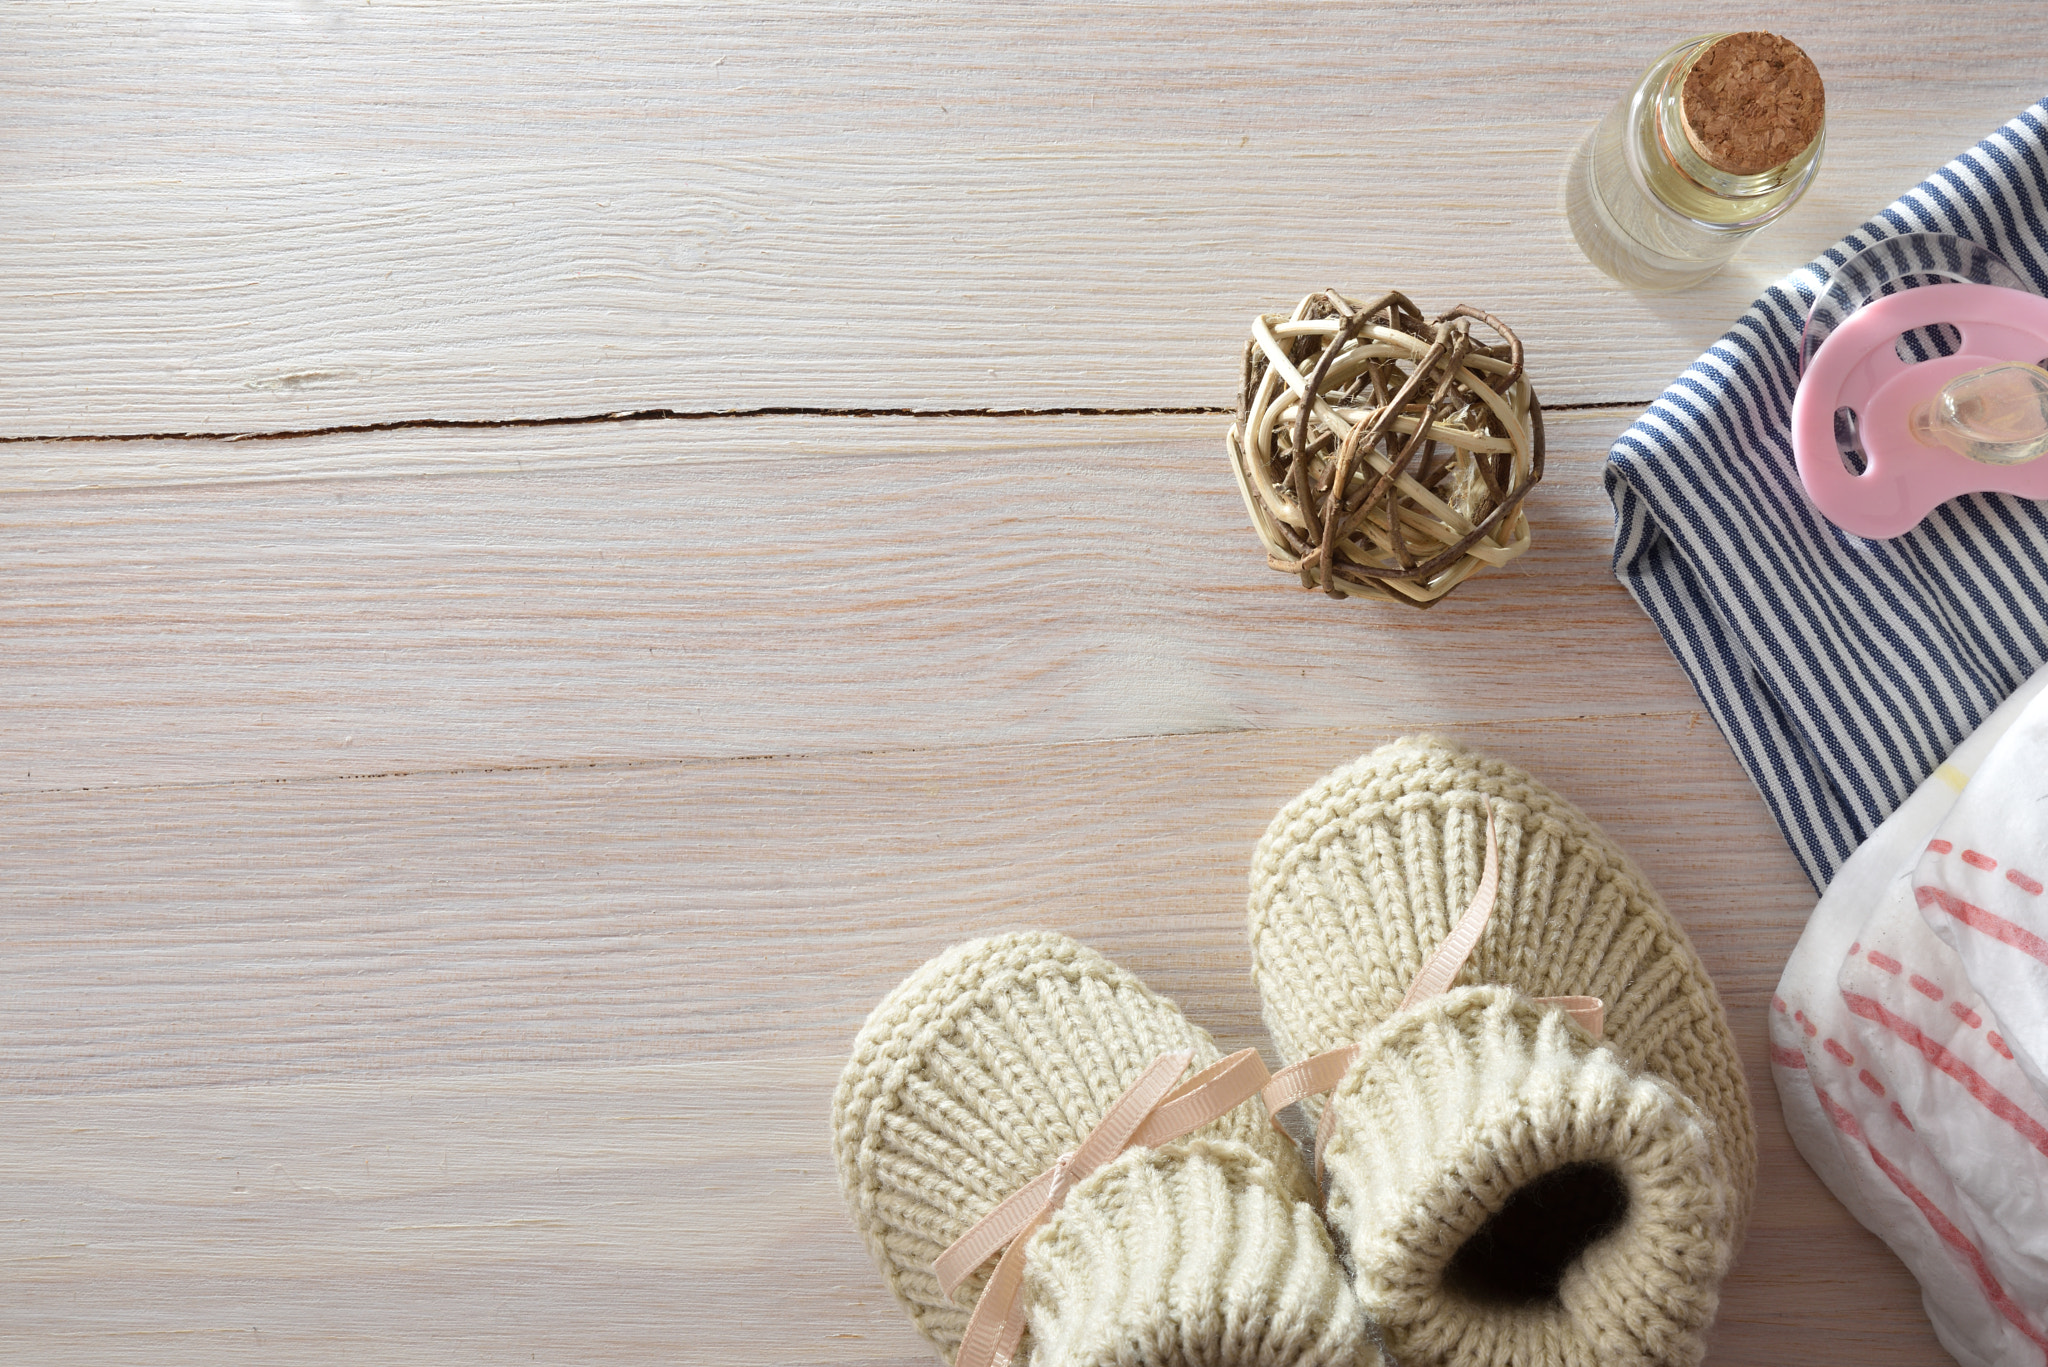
1261;801;1606;1178
934;1046;1273;1367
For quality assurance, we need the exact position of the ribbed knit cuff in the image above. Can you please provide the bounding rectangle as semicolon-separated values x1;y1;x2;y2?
1024;1138;1376;1367
1321;987;1735;1367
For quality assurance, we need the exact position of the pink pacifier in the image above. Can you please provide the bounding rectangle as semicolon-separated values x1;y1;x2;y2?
1793;233;2048;539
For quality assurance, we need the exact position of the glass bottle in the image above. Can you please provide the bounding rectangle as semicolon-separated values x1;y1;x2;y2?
1567;33;1825;290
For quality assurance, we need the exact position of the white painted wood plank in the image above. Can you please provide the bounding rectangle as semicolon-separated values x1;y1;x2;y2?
3;1;2040;436
1;720;1938;1364
2;411;1699;794
6;719;1784;1091
1;1061;907;1366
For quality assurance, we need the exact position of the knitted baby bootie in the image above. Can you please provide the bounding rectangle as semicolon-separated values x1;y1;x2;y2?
1248;737;1755;1367
832;930;1377;1367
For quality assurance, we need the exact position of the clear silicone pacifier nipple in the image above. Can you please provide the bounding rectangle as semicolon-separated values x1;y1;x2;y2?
1909;362;2048;466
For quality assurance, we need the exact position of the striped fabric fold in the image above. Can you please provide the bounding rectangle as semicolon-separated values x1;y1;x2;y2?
1606;101;2048;891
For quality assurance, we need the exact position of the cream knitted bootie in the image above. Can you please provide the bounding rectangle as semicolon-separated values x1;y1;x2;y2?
1248;737;1755;1367
832;930;1377;1367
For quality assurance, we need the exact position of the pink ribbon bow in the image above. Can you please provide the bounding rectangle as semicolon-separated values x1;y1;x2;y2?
933;1046;1273;1367
1262;801;1604;1176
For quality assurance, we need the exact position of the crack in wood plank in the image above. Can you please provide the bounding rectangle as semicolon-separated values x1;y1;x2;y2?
0;401;1649;449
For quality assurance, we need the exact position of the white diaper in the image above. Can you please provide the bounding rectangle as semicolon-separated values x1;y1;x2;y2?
1773;664;2048;1367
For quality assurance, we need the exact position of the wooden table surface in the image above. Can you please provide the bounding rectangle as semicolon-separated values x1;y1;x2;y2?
6;5;2041;1363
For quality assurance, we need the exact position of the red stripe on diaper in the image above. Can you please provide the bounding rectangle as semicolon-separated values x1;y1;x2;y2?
2010;869;2044;896
1842;990;2048;1159
1867;950;1902;974
1909;975;1944;1002
1890;1102;1913;1131
1824;1039;1854;1066
1811;1083;2048;1360
1815;1082;1866;1141
1929;839;1953;855
1951;1001;1983;1029
1990;1032;2014;1061
1770;1044;1809;1069
1917;885;2048;971
1963;850;1998;871
1859;1069;1885;1097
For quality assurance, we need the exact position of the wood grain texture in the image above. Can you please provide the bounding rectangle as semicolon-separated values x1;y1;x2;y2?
2;1061;891;1366
3;4;1993;1362
3;411;1702;794
4;717;1779;1092
3;720;1935;1364
2;0;2042;438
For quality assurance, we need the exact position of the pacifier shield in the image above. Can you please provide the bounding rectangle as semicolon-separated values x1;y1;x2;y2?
1794;238;2048;539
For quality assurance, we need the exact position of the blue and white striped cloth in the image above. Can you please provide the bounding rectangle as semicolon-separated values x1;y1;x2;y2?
1606;101;2048;892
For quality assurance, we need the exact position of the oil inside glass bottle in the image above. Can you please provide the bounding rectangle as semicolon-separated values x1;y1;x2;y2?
1567;33;1825;291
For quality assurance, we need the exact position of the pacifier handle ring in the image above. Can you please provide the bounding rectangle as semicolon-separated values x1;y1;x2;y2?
1799;232;2033;376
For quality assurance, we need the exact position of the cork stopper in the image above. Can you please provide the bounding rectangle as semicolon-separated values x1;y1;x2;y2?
1680;32;1824;176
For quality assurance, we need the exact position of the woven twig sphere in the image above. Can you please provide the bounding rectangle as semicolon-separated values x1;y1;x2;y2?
1227;289;1544;606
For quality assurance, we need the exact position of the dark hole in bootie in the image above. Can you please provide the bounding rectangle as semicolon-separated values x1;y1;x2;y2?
1443;1161;1630;1305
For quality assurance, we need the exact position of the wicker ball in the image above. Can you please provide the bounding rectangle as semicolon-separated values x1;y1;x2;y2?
1227;289;1544;606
